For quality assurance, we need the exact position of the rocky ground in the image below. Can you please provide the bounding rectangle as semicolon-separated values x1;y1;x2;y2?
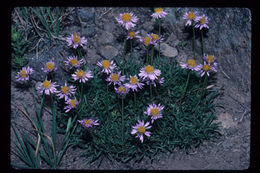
11;7;251;170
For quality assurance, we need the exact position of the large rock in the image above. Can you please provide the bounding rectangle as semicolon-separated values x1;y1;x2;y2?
99;45;119;58
98;31;115;45
155;43;178;58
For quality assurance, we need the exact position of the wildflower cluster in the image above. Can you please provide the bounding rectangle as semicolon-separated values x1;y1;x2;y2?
13;8;220;166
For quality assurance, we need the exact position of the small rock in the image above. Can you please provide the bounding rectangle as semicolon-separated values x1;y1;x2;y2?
166;33;180;47
215;113;237;129
86;49;101;65
142;21;154;32
104;22;116;33
98;31;115;45
78;8;95;23
155;43;178;58
82;24;96;37
100;45;119;58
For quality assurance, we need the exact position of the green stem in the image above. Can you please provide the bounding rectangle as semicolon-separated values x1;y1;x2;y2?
121;97;124;144
134;92;136;113
180;70;191;102
151;47;154;65
201;30;205;59
122;38;127;75
51;94;57;168
80;82;83;99
150;83;152;101
158;18;161;67
146;48;149;65
192;21;196;59
77;48;82;58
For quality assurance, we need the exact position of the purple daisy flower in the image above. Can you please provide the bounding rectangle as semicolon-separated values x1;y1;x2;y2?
64;98;80;113
115;84;129;96
131;120;152;143
66;32;87;49
139;65;161;81
144;77;164;87
183;11;198;26
140;35;153;47
78;118;99;128
194;14;209;30
16;66;34;82
151;8;168;19
180;59;202;71
106;71;125;86
42;60;57;74
56;82;76;101
144;103;164;123
127;30;141;40
72;69;93;83
200;61;217;77
65;56;84;69
37;79;58;95
149;33;163;46
124;75;144;92
203;54;217;66
115;12;139;30
97;59;117;75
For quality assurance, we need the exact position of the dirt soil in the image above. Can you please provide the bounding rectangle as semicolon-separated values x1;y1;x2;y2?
10;7;251;170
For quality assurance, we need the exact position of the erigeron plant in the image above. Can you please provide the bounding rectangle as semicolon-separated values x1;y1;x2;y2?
12;8;220;168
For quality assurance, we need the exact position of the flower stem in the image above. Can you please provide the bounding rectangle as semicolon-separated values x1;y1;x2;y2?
80;82;83;99
151;47;154;65
150;83;153;101
192;21;196;59
77;48;82;58
146;48;149;65
121;97;124;144
180;70;191;102
201;30;205;59
158;18;161;67
122;38;127;75
134;92;136;113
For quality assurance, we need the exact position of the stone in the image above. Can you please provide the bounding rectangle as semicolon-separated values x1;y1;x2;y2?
78;8;95;24
104;21;116;33
100;45;119;58
86;49;101;65
155;43;178;58
215;113;237;129
98;31;115;45
82;24;96;37
166;33;180;47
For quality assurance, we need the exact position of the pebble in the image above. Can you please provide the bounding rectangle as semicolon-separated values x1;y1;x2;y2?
155;43;178;58
100;45;119;58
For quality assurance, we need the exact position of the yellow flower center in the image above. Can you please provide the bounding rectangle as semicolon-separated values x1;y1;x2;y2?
151;34;159;41
137;126;146;134
151;108;159;116
111;73;119;82
42;80;51;89
69;59;78;66
128;31;135;38
122;13;131;22
200;17;206;24
155;8;163;13
145;65;154;74
46;62;54;71
61;86;69;94
130;76;138;85
203;64;211;71
144;37;151;47
84;119;92;126
76;70;85;78
207;55;214;63
102;60;110;68
188;12;195;20
118;86;126;93
187;59;196;68
73;33;81;44
19;70;27;78
69;99;77;108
